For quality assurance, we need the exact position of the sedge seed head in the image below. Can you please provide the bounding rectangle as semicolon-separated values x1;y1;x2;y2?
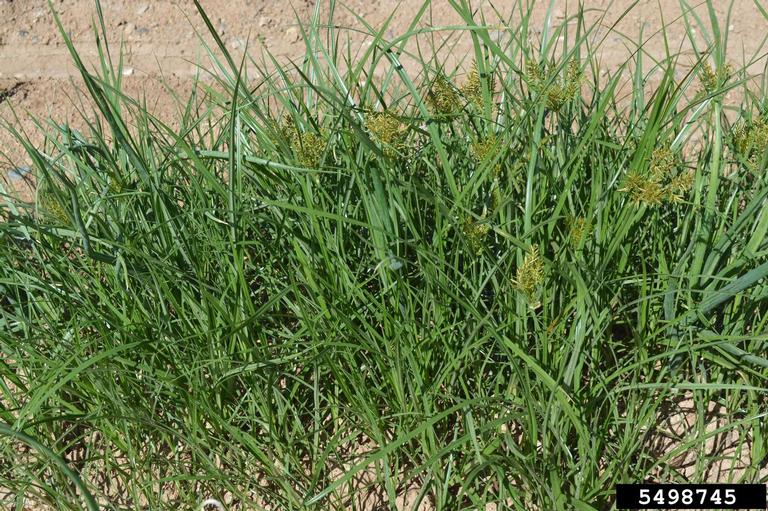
461;62;495;107
620;170;665;205
427;74;462;116
491;186;502;210
525;60;545;85
513;244;544;305
463;217;491;255
649;146;676;180
291;131;326;168
700;61;734;93
564;60;583;97
665;170;695;202
733;122;751;154
38;191;69;224
279;113;297;140
462;63;482;105
472;134;502;177
566;216;589;248
526;59;582;111
733;117;768;169
700;62;718;92
545;83;569;111
366;111;409;157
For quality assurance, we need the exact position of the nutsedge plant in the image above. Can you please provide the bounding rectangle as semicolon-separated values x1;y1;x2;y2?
2;0;768;510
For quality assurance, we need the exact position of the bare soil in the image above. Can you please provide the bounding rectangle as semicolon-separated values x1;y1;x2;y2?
1;0;768;202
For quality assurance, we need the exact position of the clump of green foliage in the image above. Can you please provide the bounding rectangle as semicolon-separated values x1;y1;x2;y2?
2;1;768;510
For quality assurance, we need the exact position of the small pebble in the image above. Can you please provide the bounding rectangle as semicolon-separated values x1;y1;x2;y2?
8;166;30;181
285;26;300;42
122;67;135;76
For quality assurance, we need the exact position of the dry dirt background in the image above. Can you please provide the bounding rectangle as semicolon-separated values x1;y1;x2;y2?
1;0;768;202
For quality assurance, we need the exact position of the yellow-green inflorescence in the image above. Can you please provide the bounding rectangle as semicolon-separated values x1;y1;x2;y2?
513;244;544;306
620;146;693;205
37;189;70;224
566;215;590;248
733;116;768;170
699;61;734;94
527;60;583;112
472;134;502;178
365;111;409;157
277;113;327;169
463;216;491;255
293;131;326;168
461;62;496;107
427;73;462;116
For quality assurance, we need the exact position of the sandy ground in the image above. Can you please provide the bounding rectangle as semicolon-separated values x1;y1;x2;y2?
1;0;768;203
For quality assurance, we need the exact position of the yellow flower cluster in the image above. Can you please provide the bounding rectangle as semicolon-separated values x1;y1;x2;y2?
733;117;768;170
527;60;582;112
292;131;326;168
427;74;462;116
622;171;666;205
649;146;675;180
461;62;495;107
38;190;69;224
463;217;490;255
274;114;327;168
472;134;502;177
513;244;544;306
620;147;693;205
365;111;409;157
566;216;589;248
699;61;734;94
